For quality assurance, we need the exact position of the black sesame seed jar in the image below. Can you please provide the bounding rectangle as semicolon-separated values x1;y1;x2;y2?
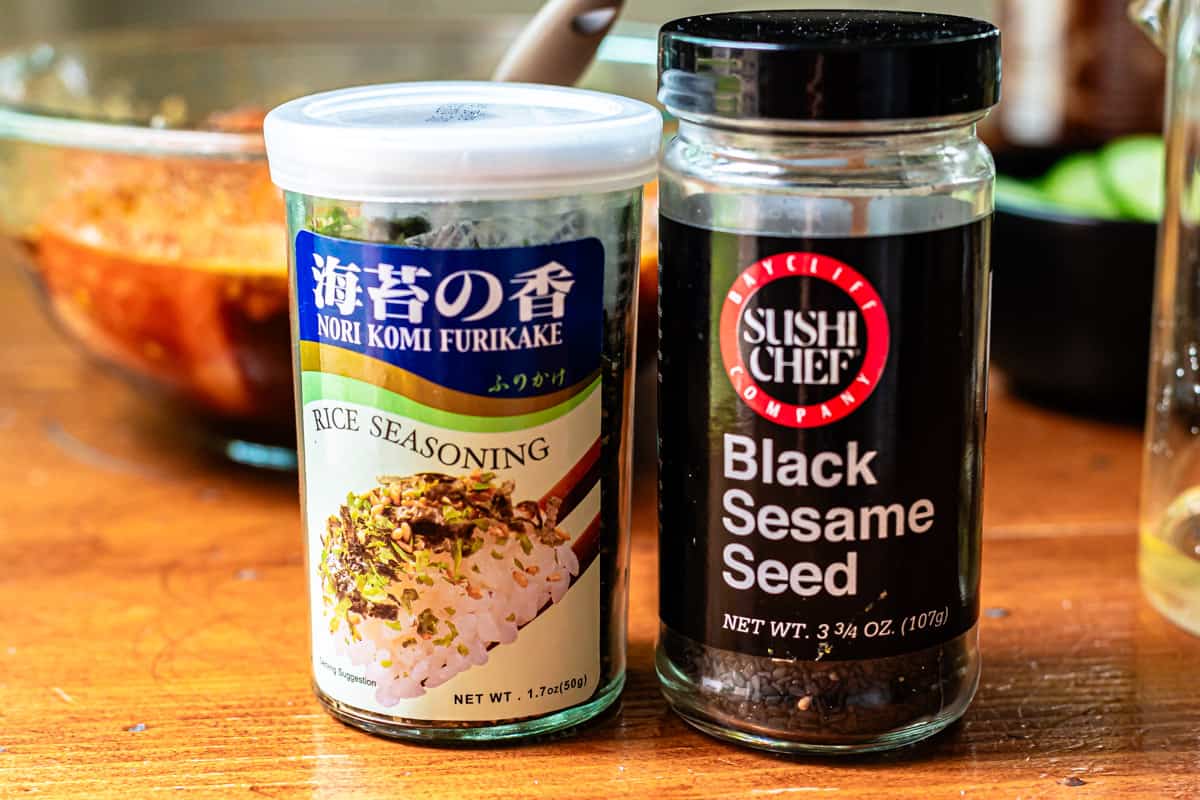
655;11;1000;754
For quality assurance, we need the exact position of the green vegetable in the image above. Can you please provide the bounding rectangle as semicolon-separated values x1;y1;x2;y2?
452;538;463;579
1043;153;1124;220
309;205;431;244
313;206;362;239
994;176;1056;213
1100;135;1165;222
997;135;1166;223
416;609;440;638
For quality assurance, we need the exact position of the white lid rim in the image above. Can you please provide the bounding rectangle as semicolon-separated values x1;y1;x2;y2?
269;163;657;203
265;114;661;147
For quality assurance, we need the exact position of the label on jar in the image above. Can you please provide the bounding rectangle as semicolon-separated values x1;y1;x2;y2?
658;216;990;661
295;230;603;721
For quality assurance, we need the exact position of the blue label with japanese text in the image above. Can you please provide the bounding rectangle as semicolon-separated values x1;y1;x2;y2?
298;226;607;721
296;231;604;399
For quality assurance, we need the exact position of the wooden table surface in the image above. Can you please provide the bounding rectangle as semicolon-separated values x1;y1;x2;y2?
1;254;1197;800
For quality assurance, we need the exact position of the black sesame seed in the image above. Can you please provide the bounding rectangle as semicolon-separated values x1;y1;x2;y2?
661;627;972;741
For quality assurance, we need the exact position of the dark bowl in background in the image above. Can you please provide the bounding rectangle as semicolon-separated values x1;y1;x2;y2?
990;204;1157;422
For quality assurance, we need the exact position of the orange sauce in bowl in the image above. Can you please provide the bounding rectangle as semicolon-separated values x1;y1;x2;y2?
29;148;293;421
637;181;659;354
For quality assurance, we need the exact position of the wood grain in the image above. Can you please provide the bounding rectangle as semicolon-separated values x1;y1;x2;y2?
0;254;1196;799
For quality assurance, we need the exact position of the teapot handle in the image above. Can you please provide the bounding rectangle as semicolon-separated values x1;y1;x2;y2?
1131;0;1170;52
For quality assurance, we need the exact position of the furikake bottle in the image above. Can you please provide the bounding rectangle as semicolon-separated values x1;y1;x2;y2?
655;11;1001;753
264;82;661;742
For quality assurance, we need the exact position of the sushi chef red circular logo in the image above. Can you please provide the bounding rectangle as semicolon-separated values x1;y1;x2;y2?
719;252;890;429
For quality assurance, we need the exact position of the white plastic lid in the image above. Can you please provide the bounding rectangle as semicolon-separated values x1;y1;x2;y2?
264;81;663;202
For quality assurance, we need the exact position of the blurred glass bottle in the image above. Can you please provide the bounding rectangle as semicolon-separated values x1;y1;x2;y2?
1135;0;1200;634
989;0;1165;165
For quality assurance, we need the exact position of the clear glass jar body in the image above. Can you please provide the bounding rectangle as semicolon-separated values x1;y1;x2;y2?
657;114;994;754
1137;0;1200;636
285;189;641;742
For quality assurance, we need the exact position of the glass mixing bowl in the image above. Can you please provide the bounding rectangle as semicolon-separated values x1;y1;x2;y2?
0;19;658;468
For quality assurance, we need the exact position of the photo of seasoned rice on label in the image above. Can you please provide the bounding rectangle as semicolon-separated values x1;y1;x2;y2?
319;471;598;707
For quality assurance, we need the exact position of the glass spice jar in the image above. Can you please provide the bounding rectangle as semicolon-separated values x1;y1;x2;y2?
655;11;1000;754
264;82;661;742
1133;0;1200;635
